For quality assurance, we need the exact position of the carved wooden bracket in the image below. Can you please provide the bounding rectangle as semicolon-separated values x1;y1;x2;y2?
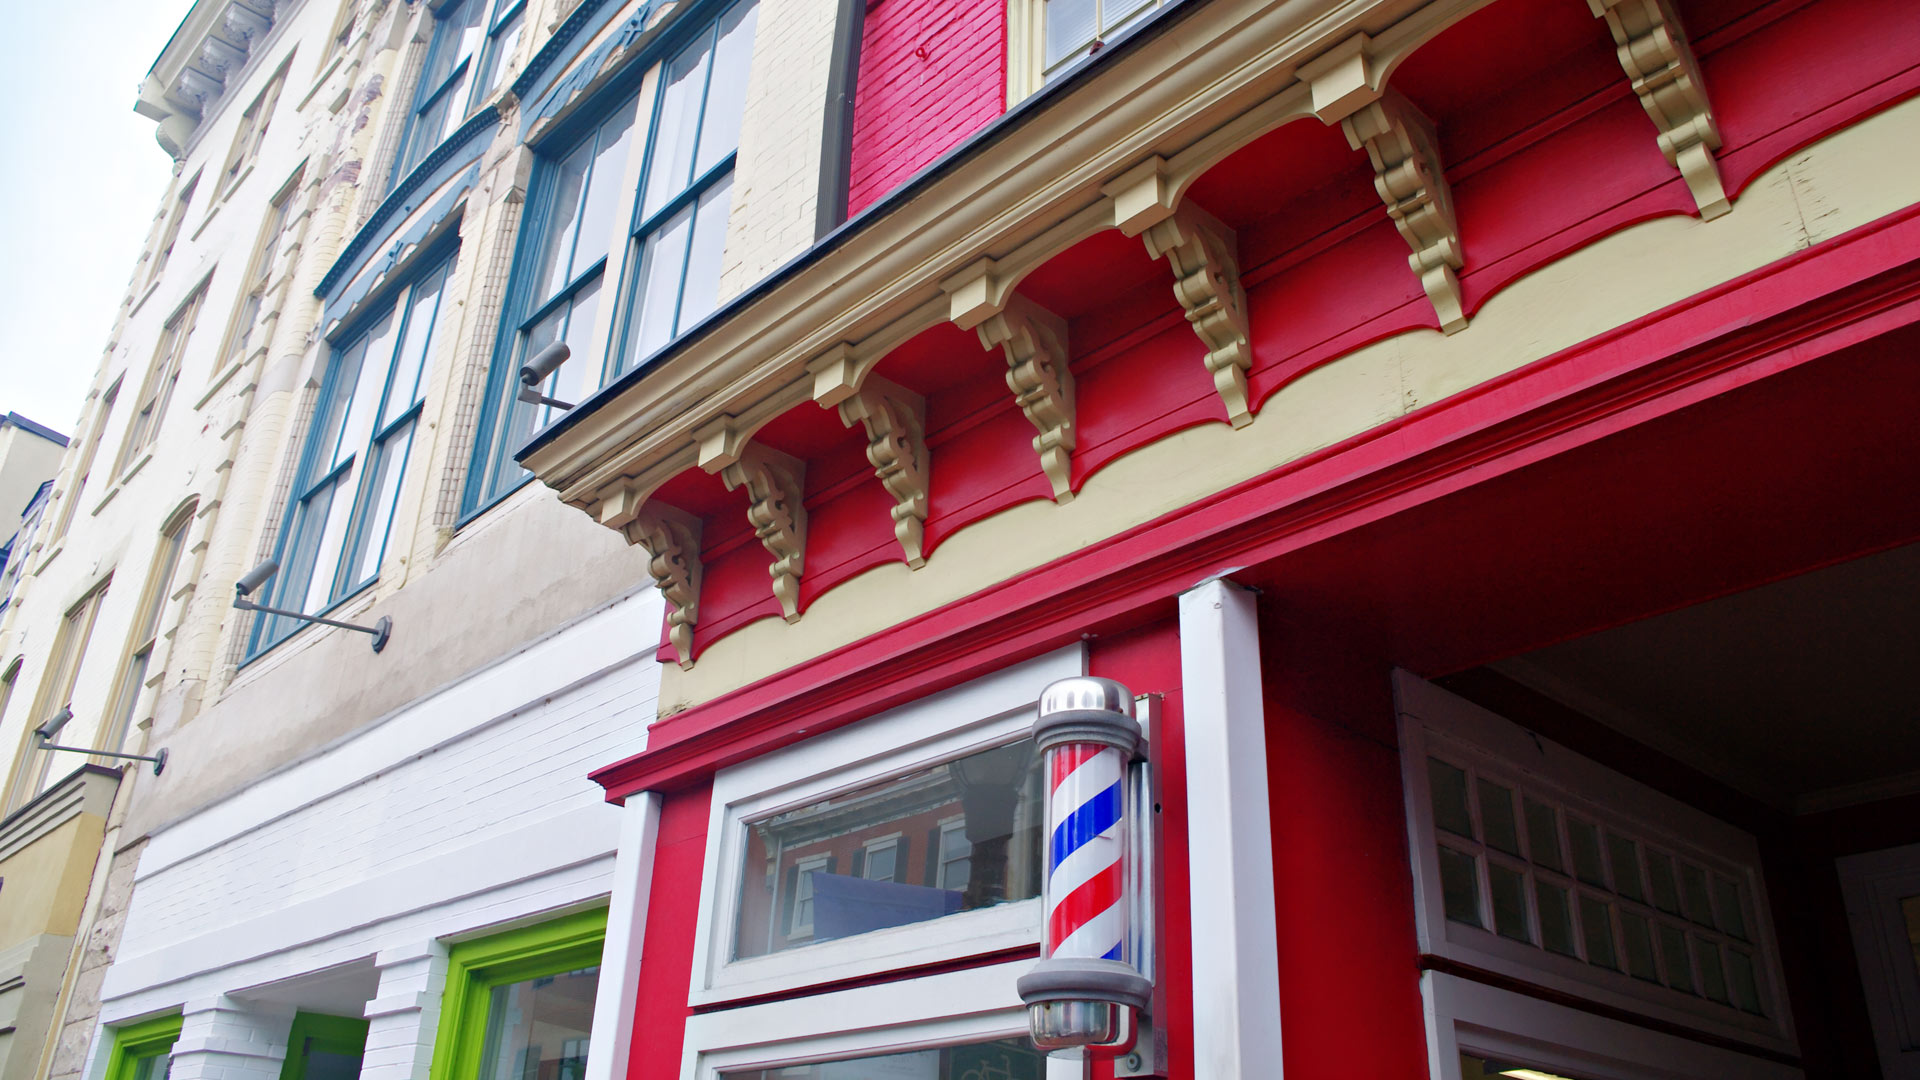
830;375;932;568
627;504;704;670
1341;91;1468;335
975;296;1077;503
1141;203;1255;428
718;444;809;622
1589;0;1729;220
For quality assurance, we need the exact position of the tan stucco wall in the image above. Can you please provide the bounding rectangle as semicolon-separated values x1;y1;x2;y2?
0;812;104;947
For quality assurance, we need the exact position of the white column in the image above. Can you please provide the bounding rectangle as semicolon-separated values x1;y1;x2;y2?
166;996;295;1080
360;941;450;1080
582;793;662;1080
1177;576;1283;1077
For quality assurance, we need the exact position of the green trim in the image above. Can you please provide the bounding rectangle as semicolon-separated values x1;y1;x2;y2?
279;1012;370;1080
428;907;609;1080
103;1012;184;1080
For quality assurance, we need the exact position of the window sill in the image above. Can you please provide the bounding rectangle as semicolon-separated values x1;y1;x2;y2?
94;454;153;516
33;543;62;577
298;53;347;113
130;279;162;318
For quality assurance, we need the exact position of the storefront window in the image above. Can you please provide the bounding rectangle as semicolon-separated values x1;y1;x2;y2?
720;1038;1045;1080
734;739;1043;959
429;909;606;1080
476;968;598;1080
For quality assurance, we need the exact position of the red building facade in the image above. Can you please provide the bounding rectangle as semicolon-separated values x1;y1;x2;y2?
522;0;1920;1075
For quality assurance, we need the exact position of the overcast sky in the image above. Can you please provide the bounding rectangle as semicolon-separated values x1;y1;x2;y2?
0;1;194;438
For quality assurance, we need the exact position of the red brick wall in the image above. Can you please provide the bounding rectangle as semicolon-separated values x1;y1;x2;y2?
846;0;1007;216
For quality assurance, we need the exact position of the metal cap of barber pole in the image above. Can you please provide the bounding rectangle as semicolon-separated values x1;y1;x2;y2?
1033;676;1143;758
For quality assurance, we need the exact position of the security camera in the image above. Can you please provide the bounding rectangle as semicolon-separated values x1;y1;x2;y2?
236;558;280;597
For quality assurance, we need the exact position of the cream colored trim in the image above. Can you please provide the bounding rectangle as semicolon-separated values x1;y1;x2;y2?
1006;0;1046;106
652;94;1920;712
1589;0;1729;220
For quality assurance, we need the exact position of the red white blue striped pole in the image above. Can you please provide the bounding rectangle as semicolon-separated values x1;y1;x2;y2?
1019;676;1152;1052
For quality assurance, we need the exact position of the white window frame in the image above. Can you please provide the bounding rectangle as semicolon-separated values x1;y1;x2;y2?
1393;671;1799;1061
936;818;970;892
1424;971;1802;1080
680;961;1054;1080
690;644;1083;1007
1838;841;1920;1079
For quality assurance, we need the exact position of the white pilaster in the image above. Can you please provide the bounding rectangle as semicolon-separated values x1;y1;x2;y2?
1177;577;1283;1077
360;941;450;1080
166;996;295;1080
582;793;661;1080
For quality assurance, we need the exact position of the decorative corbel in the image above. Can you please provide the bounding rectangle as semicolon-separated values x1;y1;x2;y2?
599;480;704;669
717;445;809;622
1589;0;1729;220
1341;91;1468;334
832;375;931;568
975;297;1076;503
1141;204;1255;427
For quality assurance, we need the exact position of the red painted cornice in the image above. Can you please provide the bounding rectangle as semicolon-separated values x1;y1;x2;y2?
592;201;1920;801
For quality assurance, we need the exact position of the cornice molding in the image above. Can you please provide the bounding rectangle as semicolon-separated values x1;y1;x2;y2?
136;0;285;159
518;0;1494;523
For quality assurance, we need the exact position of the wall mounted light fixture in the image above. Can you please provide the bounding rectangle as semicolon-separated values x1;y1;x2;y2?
232;558;392;652
34;707;167;775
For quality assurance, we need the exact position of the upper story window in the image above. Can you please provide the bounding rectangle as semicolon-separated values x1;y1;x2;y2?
46;379;119;546
461;0;758;516
394;0;525;185
217;170;301;381
149;173;200;288
218;57;291;199
102;504;193;756
1010;0;1164;99
248;251;454;656
115;282;208;479
3;578;109;813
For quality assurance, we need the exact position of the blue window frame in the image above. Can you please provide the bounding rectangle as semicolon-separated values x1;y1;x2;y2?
395;0;526;186
249;251;455;656
460;0;759;517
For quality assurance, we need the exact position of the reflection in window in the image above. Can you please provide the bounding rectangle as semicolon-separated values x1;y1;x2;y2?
395;0;524;184
721;1038;1045;1080
476;967;598;1080
736;739;1043;959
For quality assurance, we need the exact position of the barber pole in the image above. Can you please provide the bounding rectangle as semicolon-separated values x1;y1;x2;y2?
1019;676;1155;1054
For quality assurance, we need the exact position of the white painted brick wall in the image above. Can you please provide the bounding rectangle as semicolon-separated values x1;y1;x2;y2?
116;652;655;952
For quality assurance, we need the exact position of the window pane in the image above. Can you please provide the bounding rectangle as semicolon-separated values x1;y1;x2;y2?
129;1052;172;1080
1620;910;1658;982
1537;880;1576;956
1478;778;1519;856
1658;922;1694;993
675;172;733;331
622;205;693;366
642;36;713;221
476;11;523;99
721;1038;1046;1080
1523;797;1561;872
304;474;357;611
535;141;593;304
1489;862;1529;943
571;107;638;278
1567;817;1606;887
335;311;398;468
1045;0;1097;68
549;274;604;418
476;966;599;1080
1105;0;1156;31
1694;936;1729;1003
1680;861;1716;928
347;420;416;585
1647;850;1682;914
1607;833;1644;903
1714;876;1749;941
693;0;759;176
1579;894;1617;970
383;267;448;423
1427;757;1473;839
1437;846;1481;929
1726;947;1764;1014
735;739;1043;959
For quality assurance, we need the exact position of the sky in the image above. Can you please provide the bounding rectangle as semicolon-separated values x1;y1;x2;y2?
0;1;195;438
